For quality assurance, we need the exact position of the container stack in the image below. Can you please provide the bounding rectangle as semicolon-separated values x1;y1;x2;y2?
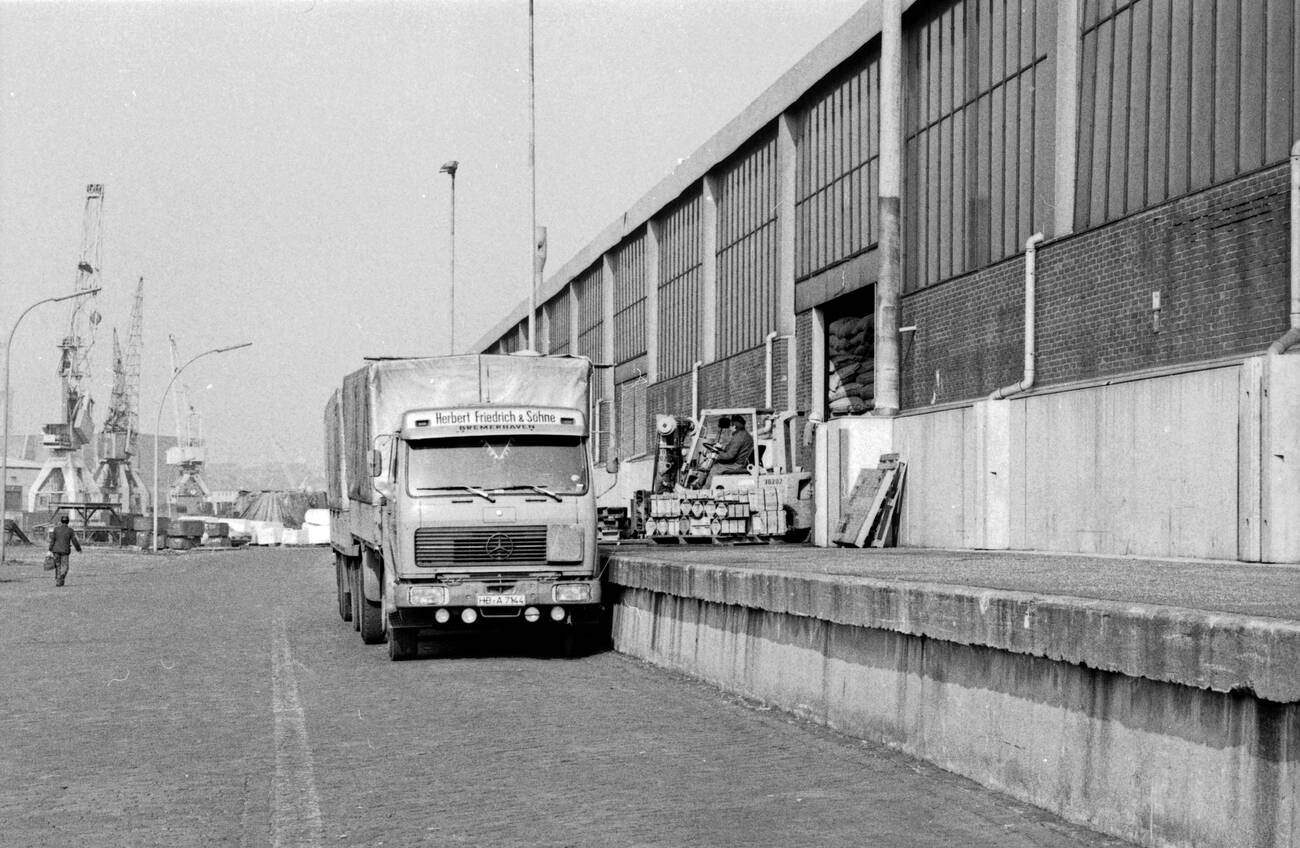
203;521;231;548
166;518;206;550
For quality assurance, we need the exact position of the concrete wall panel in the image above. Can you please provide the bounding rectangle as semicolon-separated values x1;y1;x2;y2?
1017;367;1239;559
893;406;970;548
613;586;1299;848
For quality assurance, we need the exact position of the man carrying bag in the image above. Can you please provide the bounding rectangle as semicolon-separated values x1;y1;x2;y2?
48;515;82;588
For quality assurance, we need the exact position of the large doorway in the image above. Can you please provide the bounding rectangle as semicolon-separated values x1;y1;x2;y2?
823;291;873;419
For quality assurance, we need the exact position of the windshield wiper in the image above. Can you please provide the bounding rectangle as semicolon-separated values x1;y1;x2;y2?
415;485;496;503
492;484;563;502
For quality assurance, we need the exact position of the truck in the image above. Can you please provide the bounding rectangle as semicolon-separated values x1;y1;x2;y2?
324;353;601;660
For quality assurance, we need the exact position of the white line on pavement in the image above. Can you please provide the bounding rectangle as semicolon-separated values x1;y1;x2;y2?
271;614;324;848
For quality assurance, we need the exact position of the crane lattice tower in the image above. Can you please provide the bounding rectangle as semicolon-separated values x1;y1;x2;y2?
165;334;210;516
94;277;147;513
29;184;106;512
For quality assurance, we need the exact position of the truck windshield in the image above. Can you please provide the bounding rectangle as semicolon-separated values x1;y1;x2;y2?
405;435;589;496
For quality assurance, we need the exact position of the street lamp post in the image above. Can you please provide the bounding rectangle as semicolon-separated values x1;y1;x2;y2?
151;342;252;553
439;160;459;355
0;287;102;566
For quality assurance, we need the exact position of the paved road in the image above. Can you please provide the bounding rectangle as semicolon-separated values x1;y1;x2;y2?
0;545;1131;847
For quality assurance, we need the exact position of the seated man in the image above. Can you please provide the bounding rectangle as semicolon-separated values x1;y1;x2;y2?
707;416;753;483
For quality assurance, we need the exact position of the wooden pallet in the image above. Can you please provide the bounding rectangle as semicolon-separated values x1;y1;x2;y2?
833;453;905;548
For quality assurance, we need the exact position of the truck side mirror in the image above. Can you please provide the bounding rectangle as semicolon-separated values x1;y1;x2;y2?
370;448;383;477
606;457;620;475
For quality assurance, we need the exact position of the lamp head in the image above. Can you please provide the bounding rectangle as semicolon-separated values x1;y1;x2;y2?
439;160;459;177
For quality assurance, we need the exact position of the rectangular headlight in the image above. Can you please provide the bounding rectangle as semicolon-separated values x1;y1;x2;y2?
553;583;592;602
546;524;585;563
408;585;449;606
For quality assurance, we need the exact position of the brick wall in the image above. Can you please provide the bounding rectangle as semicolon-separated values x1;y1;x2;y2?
900;163;1292;408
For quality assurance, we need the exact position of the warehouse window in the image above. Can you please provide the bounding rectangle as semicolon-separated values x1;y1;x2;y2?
904;0;1057;290
796;50;881;280
657;191;704;379
616;378;648;459
612;231;647;366
574;263;607;462
1077;0;1300;229
716;131;779;357
544;288;571;355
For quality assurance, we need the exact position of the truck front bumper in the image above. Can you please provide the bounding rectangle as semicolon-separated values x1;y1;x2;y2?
388;576;603;629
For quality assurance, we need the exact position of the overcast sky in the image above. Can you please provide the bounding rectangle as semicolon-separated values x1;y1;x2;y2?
1;0;862;472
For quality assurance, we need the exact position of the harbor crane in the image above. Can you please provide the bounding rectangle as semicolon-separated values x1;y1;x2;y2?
165;334;211;515
94;277;147;513
29;185;106;511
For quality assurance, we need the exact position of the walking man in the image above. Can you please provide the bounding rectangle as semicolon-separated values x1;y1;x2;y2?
48;515;82;587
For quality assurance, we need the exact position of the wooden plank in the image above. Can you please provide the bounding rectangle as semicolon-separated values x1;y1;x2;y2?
832;468;886;545
870;462;907;547
854;466;897;547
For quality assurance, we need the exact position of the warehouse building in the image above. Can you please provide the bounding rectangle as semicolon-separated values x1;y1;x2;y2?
474;0;1300;563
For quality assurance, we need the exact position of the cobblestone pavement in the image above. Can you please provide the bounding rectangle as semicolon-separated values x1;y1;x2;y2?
0;545;1132;847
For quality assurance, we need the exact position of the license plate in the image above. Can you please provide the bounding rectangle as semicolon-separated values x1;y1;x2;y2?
477;594;526;607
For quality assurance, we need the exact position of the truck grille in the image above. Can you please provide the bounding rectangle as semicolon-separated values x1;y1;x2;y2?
414;526;548;568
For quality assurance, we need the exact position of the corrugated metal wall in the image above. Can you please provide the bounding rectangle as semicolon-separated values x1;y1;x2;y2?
574;262;607;461
716;131;779;358
612;230;647;365
1076;0;1300;230
796;49;881;280
657;191;704;379
545;288;571;355
904;0;1057;290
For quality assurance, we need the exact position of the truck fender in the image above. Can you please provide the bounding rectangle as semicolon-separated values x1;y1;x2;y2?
361;545;383;602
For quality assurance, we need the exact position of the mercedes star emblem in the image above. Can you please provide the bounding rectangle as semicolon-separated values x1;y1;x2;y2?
485;533;514;560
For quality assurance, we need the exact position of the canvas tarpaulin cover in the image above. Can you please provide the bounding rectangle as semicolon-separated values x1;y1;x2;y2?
341;355;591;504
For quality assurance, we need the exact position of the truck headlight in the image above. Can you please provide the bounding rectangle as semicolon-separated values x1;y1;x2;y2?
408;585;449;606
553;583;591;602
546;525;584;563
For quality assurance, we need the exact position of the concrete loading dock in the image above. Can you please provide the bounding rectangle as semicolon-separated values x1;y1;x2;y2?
602;545;1299;848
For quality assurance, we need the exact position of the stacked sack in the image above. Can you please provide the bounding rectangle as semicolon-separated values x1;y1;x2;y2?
827;314;872;416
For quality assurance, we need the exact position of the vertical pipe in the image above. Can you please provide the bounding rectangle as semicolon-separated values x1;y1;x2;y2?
691;360;703;421
874;0;903;416
527;0;537;351
449;169;456;354
991;232;1046;399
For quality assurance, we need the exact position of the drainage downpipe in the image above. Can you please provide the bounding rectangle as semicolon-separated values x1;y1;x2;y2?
691;360;703;421
1269;140;1300;355
991;232;1046;400
764;331;792;410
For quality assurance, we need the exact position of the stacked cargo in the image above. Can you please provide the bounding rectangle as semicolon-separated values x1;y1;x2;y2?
645;486;787;541
166;518;206;550
826;314;872;416
203;521;231;548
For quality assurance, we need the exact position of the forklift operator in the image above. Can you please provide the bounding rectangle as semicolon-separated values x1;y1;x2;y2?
708;416;754;479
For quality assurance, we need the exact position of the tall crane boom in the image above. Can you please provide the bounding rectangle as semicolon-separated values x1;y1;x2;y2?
165;334;210;516
94;276;148;513
30;184;106;511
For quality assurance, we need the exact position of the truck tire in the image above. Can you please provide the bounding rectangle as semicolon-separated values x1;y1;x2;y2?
358;580;384;645
336;553;352;622
350;561;362;632
387;627;417;661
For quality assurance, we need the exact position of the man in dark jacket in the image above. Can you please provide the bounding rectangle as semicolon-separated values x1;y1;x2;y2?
707;416;754;484
48;515;82;587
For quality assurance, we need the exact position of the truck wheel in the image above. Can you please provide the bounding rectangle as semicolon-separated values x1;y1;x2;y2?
358;594;384;645
349;562;361;632
387;628;417;661
336;554;352;622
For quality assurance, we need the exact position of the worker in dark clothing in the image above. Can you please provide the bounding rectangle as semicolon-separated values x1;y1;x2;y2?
48;515;82;587
707;416;754;483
